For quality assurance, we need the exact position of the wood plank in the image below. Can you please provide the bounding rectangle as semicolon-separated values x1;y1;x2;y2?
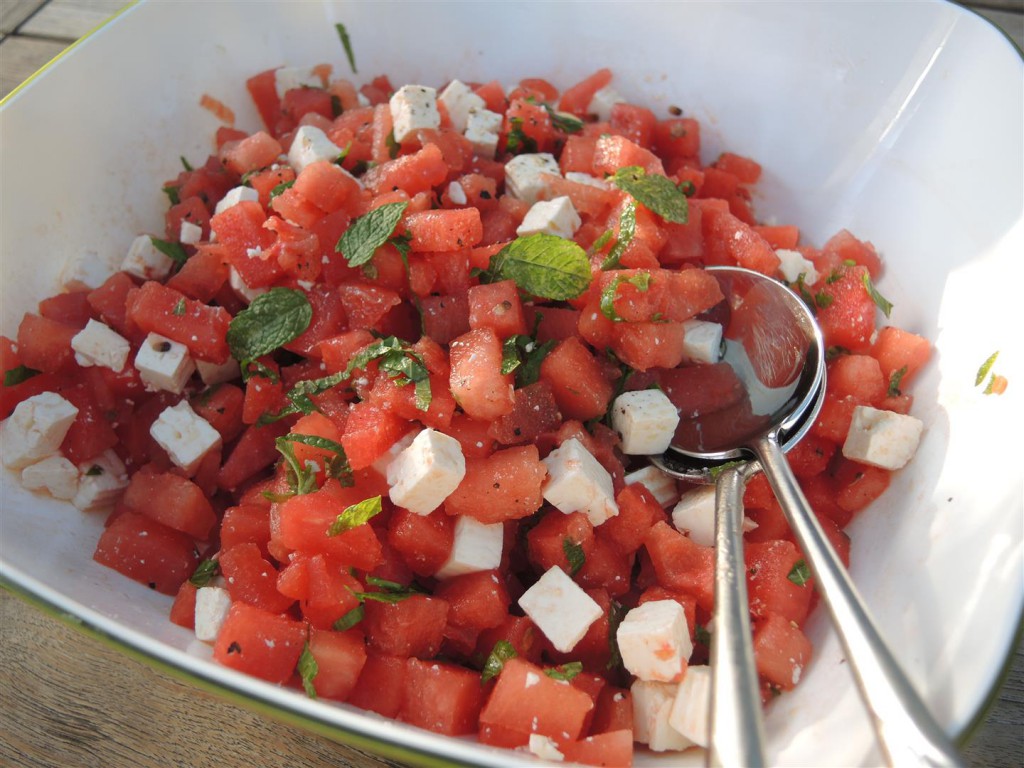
0;35;67;97
0;0;47;36
18;0;127;41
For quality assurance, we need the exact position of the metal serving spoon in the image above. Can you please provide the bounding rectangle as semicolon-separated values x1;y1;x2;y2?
653;266;962;768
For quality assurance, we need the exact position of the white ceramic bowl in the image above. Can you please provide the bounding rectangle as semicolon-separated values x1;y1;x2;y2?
1;2;1021;766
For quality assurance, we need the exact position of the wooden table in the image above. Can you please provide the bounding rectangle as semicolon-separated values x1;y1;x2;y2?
2;2;1022;767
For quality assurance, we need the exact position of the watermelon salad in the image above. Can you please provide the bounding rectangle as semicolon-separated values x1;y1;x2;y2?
0;53;932;765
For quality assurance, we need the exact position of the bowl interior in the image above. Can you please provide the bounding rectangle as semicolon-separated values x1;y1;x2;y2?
2;2;1022;766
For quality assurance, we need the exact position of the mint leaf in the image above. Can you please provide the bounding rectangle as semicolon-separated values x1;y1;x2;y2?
273;436;321;496
269;180;295;199
501;336;524;375
976;351;1000;387
277;432;353;488
345;336;432;411
150;236;188;266
328;495;383;536
814;291;834;309
3;365;40;387
227;287;312;365
563;538;585;576
505;117;537;155
189;558;220;588
606;600;628;670
350;577;425;604
787;559;811;587
610;166;688;224
861;273;893;318
333;604;365;631
385;129;400;159
298;642;318;698
335;22;357;74
888;365;908;397
589;229;614;255
489;233;591;301
695;622;712;647
180;155;194;171
600;200;636;270
162;185;181;205
336;202;408;267
543;105;584;134
516;338;555;388
481;640;518;684
600;272;651;321
172;298;187;316
544;662;582;681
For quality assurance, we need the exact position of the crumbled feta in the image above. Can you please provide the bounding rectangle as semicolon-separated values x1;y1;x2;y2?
842;405;924;470
434;515;504;580
464;107;503;158
527;734;565;762
273;65;323;99
195;358;241;387
150;400;222;475
776;248;820;286
671;486;717;547
681;319;724;364
121;234;175;281
610;389;680;455
59;250;117;291
541;438;619;526
213;185;259;216
668;665;711;748
228;265;268;304
631;679;693;752
195;585;232;642
516;196;581;240
504;152;562;204
73;449;128;512
1;392;79;470
438;79;486;133
288;125;344;173
587;85;626;122
179;220;203;245
447;181;468;206
71;319;131;372
564;171;609;189
518;566;603;653
387;428;466;514
134;333;195;394
389;84;441;143
617;600;693;682
20;454;79;500
623;465;679;508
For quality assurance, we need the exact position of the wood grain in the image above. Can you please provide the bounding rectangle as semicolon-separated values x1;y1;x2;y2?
0;0;47;36
17;0;126;40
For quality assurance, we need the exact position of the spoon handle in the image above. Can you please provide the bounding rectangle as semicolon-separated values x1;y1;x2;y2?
753;434;964;767
708;463;767;768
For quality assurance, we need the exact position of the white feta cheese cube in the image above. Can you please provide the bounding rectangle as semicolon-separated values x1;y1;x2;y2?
668;665;712;748
434;515;504;580
446;181;468;205
464;107;503;158
631;680;693;752
213;185;259;216
842;405;924;470
617;600;693;683
542;437;619;526
371;429;420;476
134;333;196;394
504;152;562;204
387;428;466;514
73;450;128;512
527;734;565;762
518;566;603;653
356;91;371;108
516;196;582;240
671;486;717;547
195;585;233;642
71;319;131;372
564;171;610;189
121;234;175;281
179;220;203;245
610;389;680;455
776;248;819;286
288;125;344;174
59;250;117;291
587;85;626;122
681;319;723;364
1;392;79;470
150;400;222;475
438;79;486;133
274;66;324;99
20;454;79;500
228;266;268;305
389;84;441;143
624;465;679;508
195;358;241;387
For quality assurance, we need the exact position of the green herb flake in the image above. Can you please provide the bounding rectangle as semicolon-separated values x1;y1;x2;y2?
975;351;1000;387
333;604;365;631
335;22;357;74
336;202;408;268
180;155;194;172
515;338;556;388
298;642;318;698
269;179;295;199
501;335;524;375
481;640;518;684
826;345;850;361
542;105;584;134
600;200;637;271
544;661;583;682
606;600;628;670
330;94;343;118
328;495;383;536
600;272;651;322
707;459;746;482
345;335;433;411
861;273;893;318
277;432;353;489
589;229;614;255
814;291;834;309
787;559;811;587
162;185;181;205
149;236;189;266
227;287;313;366
610;165;688;224
504;117;537;155
888;365;908;397
385;129;400;159
189;558;221;588
562;538;586;576
3;365;40;387
487;233;591;301
695;623;712;647
274;437;320;497
172;298;187;316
